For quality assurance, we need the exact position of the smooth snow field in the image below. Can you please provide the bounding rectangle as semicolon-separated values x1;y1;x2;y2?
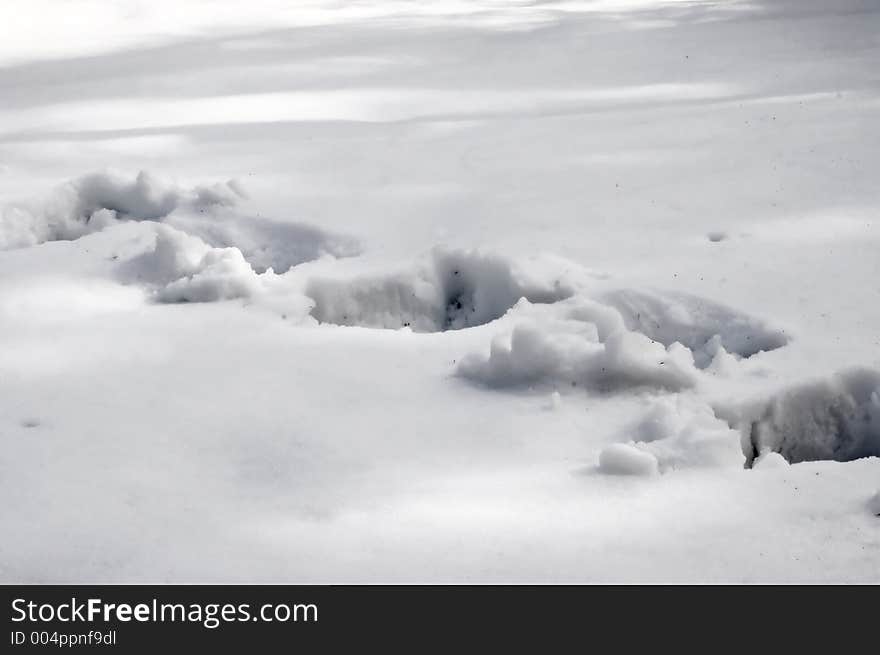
1;0;879;583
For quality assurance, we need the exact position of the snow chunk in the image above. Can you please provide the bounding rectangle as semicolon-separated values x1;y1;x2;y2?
598;443;658;476
130;225;264;303
457;303;699;392
158;247;263;303
601;330;697;390
613;396;745;473
459;321;599;386
147;225;213;283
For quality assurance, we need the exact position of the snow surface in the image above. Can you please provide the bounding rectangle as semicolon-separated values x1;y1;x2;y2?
1;0;878;582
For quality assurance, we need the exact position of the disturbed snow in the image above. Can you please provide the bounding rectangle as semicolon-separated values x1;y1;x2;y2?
1;0;878;582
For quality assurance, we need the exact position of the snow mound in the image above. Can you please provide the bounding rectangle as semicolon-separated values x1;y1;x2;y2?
599;396;745;474
737;368;880;465
458;320;598;387
128;225;265;303
605;289;789;368
628;395;744;471
1;170;361;273
455;285;788;395
158;248;262;303
0;170;241;249
457;300;699;391
307;248;573;331
70;170;232;220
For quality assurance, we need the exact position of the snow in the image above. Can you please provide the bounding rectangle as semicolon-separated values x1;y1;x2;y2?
457;308;700;391
733;368;880;466
605;288;790;368
1;0;879;583
308;248;572;331
155;242;264;303
753;451;789;470
624;394;746;471
598;443;659;476
869;491;880;517
0;170;240;248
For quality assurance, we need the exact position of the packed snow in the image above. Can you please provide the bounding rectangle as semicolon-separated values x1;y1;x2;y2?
0;0;878;582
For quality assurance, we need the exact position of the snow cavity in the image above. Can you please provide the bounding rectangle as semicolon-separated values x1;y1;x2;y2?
736;368;880;466
307;248;574;332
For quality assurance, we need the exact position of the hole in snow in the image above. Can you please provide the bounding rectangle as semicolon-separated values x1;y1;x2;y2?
307;248;573;332
736;368;880;466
